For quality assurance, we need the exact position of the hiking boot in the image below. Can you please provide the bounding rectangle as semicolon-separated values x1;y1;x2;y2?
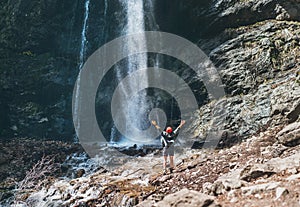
169;167;174;173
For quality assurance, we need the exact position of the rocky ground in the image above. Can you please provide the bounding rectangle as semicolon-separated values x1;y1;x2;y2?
0;138;84;202
3;121;298;207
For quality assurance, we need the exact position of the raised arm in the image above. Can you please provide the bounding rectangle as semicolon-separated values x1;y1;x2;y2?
179;120;186;128
151;120;162;131
174;120;186;134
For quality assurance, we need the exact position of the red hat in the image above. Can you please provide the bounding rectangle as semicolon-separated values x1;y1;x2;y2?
166;127;173;133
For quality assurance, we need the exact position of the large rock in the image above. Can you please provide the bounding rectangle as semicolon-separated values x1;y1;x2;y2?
276;122;300;146
156;188;218;207
240;152;300;181
287;102;300;123
241;182;280;195
204;169;246;196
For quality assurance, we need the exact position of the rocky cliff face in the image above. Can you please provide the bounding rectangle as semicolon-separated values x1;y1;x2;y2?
189;20;300;145
165;0;300;146
0;0;83;139
0;0;115;139
156;0;300;40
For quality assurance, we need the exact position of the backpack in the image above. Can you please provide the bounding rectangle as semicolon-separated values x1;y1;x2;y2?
161;131;175;147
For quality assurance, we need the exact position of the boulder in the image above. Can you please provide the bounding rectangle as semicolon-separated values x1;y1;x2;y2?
276;122;300;146
136;200;156;207
216;169;245;191
240;164;276;182
287;102;300;123
275;187;289;200
156;188;218;207
241;182;280;195
204;169;246;195
286;173;300;182
240;152;300;181
270;80;300;125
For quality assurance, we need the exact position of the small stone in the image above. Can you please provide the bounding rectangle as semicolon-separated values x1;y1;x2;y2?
135;200;156;207
230;197;238;203
229;162;237;169
202;182;213;195
286;174;300;181
159;175;172;182
10;125;18;131
12;205;26;207
76;169;85;178
287;168;298;175
227;190;235;197
241;182;280;195
254;193;262;199
275;187;289;200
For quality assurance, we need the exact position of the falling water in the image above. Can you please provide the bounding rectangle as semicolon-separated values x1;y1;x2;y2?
74;0;90;143
110;0;151;144
104;0;108;18
123;0;149;135
72;0;158;145
79;0;90;70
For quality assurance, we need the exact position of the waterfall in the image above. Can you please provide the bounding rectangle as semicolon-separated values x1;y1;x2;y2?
79;0;90;70
123;0;149;134
74;0;90;143
73;0;159;145
110;0;153;145
104;0;108;18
